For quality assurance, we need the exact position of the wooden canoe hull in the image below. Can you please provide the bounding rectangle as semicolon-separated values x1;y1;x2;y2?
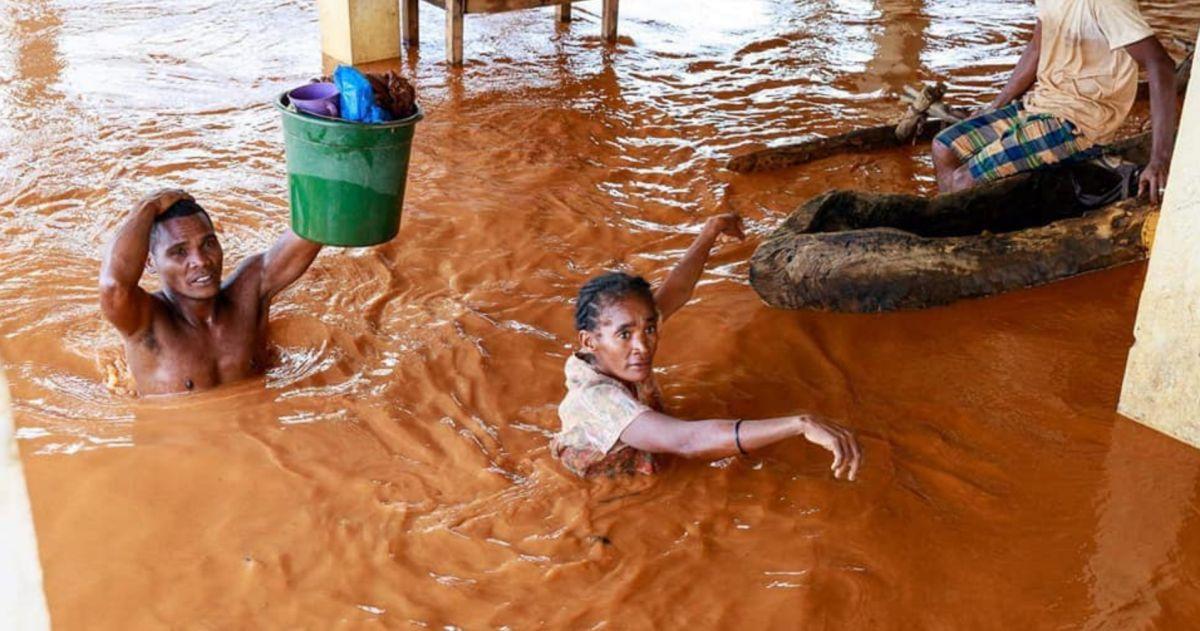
749;165;1155;312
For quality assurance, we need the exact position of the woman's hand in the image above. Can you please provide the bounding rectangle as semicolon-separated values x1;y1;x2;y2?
702;213;746;242
794;415;861;481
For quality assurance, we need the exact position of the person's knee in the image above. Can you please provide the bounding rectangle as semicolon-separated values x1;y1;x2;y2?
949;165;977;192
931;139;959;169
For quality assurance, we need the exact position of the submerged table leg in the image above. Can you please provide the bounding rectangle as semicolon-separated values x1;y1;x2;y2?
402;0;418;47
446;0;464;65
602;0;618;42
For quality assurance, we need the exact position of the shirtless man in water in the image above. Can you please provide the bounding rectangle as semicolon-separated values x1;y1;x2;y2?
100;189;323;395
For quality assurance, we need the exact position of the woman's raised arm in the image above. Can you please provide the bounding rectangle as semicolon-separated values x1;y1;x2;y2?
653;213;745;322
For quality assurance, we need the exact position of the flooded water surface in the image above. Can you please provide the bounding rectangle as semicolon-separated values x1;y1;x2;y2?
3;0;1200;627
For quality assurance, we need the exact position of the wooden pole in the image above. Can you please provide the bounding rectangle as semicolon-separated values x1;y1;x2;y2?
402;0;419;47
446;0;464;65
556;2;572;22
601;0;618;42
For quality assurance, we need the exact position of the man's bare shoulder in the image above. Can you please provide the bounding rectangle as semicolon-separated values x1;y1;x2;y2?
222;252;268;301
121;291;176;351
127;257;265;344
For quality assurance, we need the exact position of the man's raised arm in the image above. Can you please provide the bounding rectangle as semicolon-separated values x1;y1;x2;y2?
99;189;190;335
258;230;323;301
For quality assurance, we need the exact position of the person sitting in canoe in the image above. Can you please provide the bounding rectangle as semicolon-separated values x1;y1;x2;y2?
551;214;862;479
932;0;1177;203
99;189;324;395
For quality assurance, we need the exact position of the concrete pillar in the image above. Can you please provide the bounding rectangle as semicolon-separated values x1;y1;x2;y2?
0;367;50;629
1118;33;1200;448
446;0;464;66
317;0;401;65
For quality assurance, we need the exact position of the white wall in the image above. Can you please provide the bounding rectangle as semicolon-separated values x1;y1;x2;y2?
0;367;50;630
1118;32;1200;447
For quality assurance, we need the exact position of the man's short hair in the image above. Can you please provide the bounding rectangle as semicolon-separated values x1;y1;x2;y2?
149;199;213;250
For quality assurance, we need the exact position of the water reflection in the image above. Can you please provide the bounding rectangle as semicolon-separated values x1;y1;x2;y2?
863;0;929;95
1084;419;1200;628
5;1;64;105
4;0;1200;627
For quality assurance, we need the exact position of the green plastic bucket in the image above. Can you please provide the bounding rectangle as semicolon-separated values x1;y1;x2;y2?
276;94;423;246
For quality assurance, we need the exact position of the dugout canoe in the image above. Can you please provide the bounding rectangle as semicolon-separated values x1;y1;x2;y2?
748;158;1156;312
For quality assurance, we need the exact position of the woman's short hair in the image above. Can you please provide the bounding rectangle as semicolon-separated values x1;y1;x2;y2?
574;272;655;331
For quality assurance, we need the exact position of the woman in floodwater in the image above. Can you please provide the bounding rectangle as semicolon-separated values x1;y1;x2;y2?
552;214;862;479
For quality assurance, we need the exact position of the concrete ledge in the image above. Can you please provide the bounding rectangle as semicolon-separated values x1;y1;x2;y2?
1118;30;1200;447
0;366;50;629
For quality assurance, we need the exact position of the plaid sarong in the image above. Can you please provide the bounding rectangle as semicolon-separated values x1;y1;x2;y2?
934;101;1101;183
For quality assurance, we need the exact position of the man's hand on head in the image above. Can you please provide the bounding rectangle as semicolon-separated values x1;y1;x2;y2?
138;188;193;215
102;190;196;339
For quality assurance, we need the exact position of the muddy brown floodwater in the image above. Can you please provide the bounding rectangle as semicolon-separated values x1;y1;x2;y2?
3;0;1200;628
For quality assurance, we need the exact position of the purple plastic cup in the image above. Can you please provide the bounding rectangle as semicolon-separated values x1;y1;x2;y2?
288;82;340;118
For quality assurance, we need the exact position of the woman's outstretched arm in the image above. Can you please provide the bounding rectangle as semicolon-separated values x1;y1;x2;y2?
620;409;862;480
653;213;745;322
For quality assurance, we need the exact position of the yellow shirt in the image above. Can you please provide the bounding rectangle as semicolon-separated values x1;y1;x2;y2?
1023;0;1155;144
552;353;662;477
555;352;661;453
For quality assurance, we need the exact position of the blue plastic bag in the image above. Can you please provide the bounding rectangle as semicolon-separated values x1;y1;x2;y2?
333;65;392;123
